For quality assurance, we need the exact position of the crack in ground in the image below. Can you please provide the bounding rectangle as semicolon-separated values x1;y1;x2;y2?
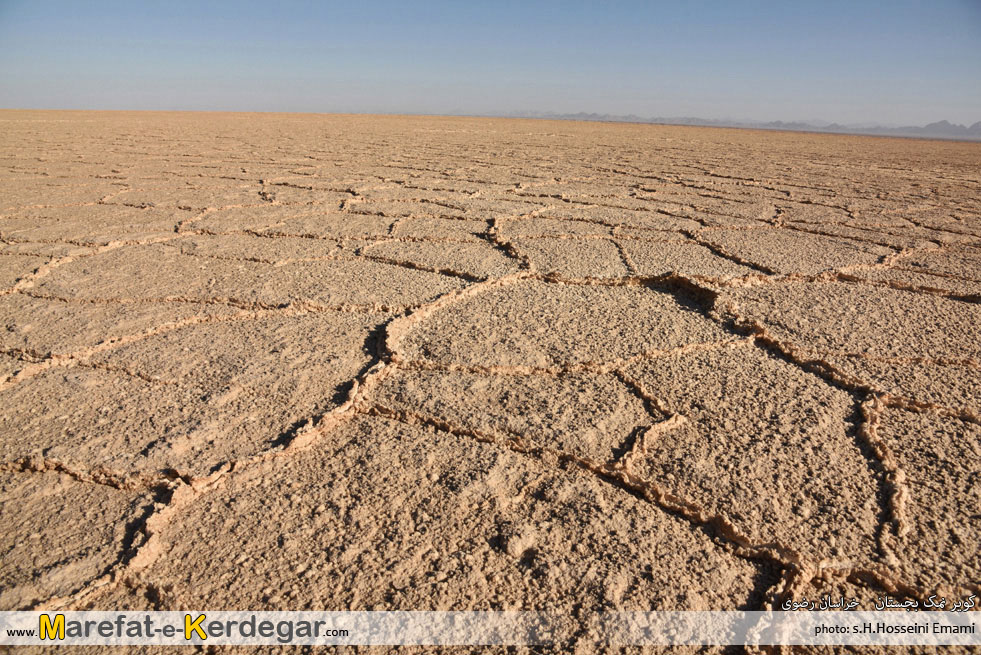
4;116;978;619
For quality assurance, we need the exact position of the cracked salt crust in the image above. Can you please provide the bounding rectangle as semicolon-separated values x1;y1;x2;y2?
362;240;520;279
373;368;657;464
34;242;468;309
0;293;240;354
81;415;767;614
620;239;757;279
1;204;181;245
701;227;890;275
723;280;981;416
622;344;880;564
513;238;629;278
0;468;150;610
877;407;980;593
394;279;729;369
1;112;979;646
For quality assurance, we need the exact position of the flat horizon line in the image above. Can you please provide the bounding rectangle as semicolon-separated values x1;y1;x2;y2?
2;107;979;144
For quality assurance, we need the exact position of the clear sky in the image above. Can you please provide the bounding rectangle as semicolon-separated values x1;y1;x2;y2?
1;0;979;125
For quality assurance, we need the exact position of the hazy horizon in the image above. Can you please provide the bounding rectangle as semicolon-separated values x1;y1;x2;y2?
1;1;979;126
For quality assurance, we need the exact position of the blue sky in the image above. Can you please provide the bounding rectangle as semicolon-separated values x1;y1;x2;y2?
0;0;979;124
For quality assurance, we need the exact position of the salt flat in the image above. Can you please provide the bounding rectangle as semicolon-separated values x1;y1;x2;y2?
1;111;978;649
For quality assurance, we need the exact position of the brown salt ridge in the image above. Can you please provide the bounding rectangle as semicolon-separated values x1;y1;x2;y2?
0;111;979;652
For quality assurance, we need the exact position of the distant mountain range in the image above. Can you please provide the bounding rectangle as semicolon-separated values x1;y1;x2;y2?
488;112;981;141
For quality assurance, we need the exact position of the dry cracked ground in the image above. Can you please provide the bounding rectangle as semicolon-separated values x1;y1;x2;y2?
1;110;979;652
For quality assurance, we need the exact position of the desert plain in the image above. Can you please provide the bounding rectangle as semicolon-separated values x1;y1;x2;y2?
0;110;979;650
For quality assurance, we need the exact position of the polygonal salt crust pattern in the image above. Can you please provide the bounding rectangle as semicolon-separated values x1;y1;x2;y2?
1;112;978;634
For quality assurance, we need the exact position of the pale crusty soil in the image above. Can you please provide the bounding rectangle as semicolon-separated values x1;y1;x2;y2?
0;111;978;652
